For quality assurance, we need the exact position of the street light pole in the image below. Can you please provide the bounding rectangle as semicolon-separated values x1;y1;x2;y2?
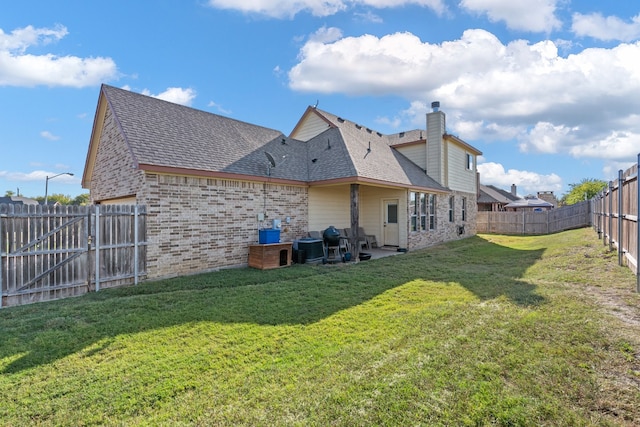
44;172;74;205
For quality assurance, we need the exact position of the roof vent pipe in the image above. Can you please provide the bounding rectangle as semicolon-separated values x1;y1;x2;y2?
431;101;440;112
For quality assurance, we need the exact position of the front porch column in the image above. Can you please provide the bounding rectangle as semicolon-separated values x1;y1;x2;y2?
350;184;360;258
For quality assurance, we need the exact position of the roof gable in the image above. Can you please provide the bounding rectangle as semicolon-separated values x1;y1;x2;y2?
303;108;447;191
83;85;310;185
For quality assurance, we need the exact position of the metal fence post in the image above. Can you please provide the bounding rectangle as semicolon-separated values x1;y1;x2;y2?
608;180;614;251
134;205;139;286
0;209;3;308
95;205;100;292
637;153;640;293
618;169;624;266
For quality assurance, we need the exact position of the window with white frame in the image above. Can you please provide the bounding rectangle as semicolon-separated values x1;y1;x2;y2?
462;197;467;221
428;194;436;230
448;196;455;222
410;192;434;231
420;193;427;230
410;192;418;231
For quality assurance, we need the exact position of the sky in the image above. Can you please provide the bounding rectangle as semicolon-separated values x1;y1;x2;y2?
1;0;639;200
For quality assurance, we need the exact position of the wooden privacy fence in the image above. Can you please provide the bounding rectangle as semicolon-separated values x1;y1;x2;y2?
591;154;639;291
476;201;591;235
0;204;147;308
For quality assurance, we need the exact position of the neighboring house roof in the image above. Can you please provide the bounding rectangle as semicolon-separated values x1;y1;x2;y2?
0;196;39;205
505;195;554;208
478;184;520;204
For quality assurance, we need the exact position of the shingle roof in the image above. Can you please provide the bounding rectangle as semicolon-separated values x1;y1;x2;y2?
307;108;447;191
101;85;309;181
478;184;520;204
0;196;39;205
505;195;554;208
97;86;447;191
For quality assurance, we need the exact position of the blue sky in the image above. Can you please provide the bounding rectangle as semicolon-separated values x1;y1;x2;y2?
1;0;639;199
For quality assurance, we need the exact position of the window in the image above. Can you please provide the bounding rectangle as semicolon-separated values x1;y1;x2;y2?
410;192;418;231
462;197;467;221
466;153;474;170
428;194;436;230
420;193;427;230
411;192;435;231
448;196;455;222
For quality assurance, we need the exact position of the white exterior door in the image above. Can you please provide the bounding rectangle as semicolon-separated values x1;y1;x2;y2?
383;200;400;246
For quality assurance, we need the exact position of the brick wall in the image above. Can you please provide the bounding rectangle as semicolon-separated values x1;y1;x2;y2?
139;174;308;279
407;189;478;250
89;107;145;202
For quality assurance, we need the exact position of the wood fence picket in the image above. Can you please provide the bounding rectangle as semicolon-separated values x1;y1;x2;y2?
0;204;147;308
591;154;639;290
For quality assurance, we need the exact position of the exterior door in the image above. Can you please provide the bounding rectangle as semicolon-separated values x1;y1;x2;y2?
383;200;400;246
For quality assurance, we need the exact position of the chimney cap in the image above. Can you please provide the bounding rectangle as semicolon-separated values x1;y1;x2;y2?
431;101;440;112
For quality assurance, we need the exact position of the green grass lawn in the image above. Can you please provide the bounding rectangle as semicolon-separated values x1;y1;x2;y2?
1;228;639;426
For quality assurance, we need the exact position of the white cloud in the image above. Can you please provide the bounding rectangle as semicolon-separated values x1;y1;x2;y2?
518;122;579;154
206;0;445;18
354;11;383;23
569;131;640;160
459;0;561;33
602;159;639;180
477;161;562;195
0;25;118;87
208;100;232;115
141;87;197;106
40;131;60;141
288;27;640;163
572;13;640;42
309;26;344;43
375;115;401;128
0;170;75;183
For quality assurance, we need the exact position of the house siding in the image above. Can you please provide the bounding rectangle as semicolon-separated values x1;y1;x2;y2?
426;111;446;185
308;186;351;232
309;185;408;247
395;144;426;170
446;142;477;194
291;112;331;142
139;174;308;279
360;186;407;247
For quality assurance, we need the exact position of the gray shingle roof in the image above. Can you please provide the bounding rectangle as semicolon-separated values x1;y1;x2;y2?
505;195;554;208
307;108;447;191
478;184;520;204
100;85;447;190
102;85;310;181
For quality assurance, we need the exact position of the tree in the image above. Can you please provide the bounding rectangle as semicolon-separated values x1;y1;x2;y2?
561;178;607;205
72;193;90;206
34;193;73;205
4;190;15;197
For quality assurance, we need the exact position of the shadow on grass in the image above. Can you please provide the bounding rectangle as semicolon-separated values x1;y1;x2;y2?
0;236;545;373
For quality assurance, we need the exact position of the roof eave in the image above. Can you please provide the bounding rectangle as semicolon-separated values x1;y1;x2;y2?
309;175;449;193
444;133;482;155
81;85;108;189
138;164;307;186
